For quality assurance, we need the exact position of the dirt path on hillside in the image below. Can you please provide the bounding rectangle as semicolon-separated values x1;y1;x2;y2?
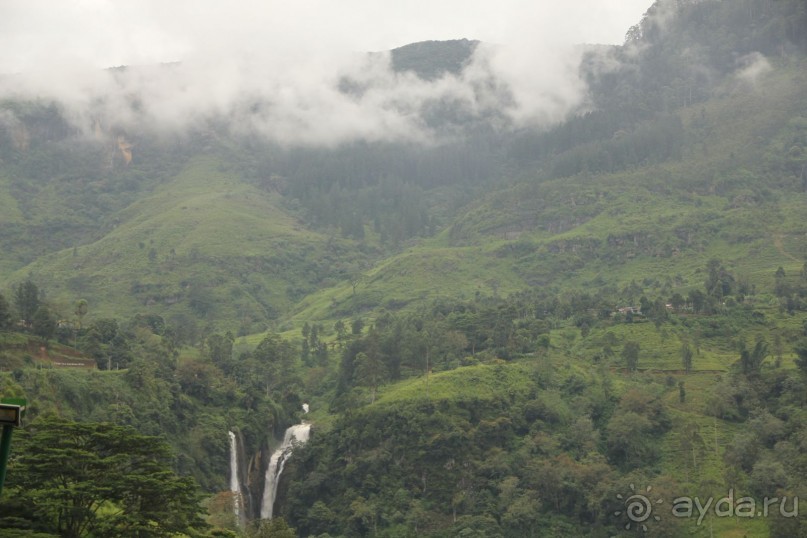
610;367;726;375
773;234;800;263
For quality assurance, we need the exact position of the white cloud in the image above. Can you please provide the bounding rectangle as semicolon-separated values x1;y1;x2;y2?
735;52;772;87
0;0;652;147
0;0;652;73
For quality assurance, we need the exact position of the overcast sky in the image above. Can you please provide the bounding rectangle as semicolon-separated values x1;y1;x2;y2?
0;0;652;74
0;0;655;146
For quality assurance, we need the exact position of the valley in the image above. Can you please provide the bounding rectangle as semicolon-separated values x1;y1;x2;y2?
0;0;806;536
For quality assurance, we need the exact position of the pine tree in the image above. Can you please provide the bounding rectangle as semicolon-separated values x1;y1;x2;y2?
14;280;39;324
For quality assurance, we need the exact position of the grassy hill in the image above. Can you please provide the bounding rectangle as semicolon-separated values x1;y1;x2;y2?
3;49;804;342
281;58;807;334
5;154;372;335
1;1;807;536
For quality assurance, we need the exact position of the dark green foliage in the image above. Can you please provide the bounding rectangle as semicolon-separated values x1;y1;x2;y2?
621;341;640;372
0;416;207;537
587;0;807;113
4;325;287;496
546;114;686;177
283;363;673;536
795;338;807;373
738;338;769;376
718;366;807;537
30;306;55;341
0;293;11;330
13;280;39;324
680;342;693;373
0;3;806;535
704;258;735;300
390;39;478;80
252;333;299;394
605;389;670;469
353;351;387;404
606;411;655;467
206;332;235;374
73;298;88;329
247;518;297;537
82;318;135;370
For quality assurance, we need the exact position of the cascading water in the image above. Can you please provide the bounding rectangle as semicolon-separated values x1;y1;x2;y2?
260;406;311;519
228;431;242;522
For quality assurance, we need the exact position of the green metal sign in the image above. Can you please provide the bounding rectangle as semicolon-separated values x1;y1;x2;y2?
0;398;27;407
0;397;26;496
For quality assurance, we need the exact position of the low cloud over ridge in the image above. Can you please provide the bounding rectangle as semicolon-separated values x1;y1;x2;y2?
0;40;589;147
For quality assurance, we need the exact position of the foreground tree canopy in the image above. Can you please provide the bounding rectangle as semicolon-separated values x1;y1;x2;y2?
0;416;207;537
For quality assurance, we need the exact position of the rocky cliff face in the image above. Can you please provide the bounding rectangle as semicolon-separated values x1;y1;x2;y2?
117;135;133;165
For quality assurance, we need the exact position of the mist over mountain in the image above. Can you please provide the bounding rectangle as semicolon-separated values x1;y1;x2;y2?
0;37;587;148
1;0;806;328
1;1;807;536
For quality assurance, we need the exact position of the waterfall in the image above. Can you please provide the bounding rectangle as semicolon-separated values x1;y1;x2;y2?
260;422;311;519
228;431;242;522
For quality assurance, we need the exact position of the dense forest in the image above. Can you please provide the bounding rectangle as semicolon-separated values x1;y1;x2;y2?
1;0;807;536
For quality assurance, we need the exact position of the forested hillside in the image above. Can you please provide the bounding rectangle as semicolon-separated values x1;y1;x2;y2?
1;0;807;536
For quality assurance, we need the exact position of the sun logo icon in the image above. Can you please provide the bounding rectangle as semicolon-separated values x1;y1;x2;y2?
614;484;664;532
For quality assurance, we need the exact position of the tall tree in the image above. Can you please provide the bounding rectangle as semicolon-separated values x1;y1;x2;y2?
681;342;694;374
73;298;88;329
206;332;235;374
334;319;347;349
253;333;298;394
739;338;768;376
704;259;734;299
354;351;387;404
622;341;640;372
31;305;56;341
0;293;11;331
3;417;207;537
14;280;39;325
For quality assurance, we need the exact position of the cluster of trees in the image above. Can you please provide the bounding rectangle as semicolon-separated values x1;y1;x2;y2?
280;364;676;537
293;177;435;245
0;4;805;535
3;274;800;536
0;280;58;341
545;115;686;178
0;417;207;537
329;289;614;408
1;302;306;501
708;343;807;537
325;257;791;399
774;263;807;314
588;0;807;115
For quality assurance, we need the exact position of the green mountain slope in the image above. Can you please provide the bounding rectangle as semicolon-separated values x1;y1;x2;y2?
2;1;807;536
9;155;369;335
285;59;807;329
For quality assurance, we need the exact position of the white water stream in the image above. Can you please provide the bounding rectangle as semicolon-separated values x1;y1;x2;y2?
260;404;311;519
228;431;242;521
